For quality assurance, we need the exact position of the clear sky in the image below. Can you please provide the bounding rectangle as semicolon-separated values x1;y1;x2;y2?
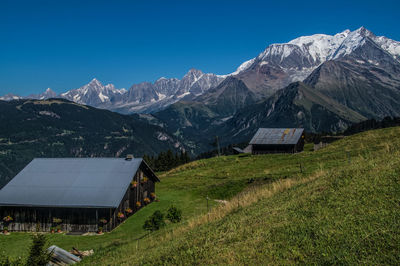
1;0;399;95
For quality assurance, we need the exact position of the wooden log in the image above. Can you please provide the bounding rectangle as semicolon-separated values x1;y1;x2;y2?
47;245;81;265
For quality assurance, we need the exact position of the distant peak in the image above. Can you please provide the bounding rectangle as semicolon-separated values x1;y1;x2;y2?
89;78;100;83
156;77;167;81
354;26;374;37
337;29;350;36
88;78;103;87
187;68;203;74
357;26;366;31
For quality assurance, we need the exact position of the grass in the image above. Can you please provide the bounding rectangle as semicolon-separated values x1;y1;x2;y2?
1;127;400;264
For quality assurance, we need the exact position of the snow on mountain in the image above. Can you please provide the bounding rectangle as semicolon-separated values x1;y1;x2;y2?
232;27;399;77
44;69;224;114
289;30;350;62
176;68;223;97
229;26;400;97
235;29;351;74
330;27;370;59
0;93;22;101
120;69;224;113
227;58;256;76
375;36;400;61
61;78;126;105
2;26;399;114
27;88;57;100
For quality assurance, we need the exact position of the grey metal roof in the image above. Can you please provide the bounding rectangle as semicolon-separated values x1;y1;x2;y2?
0;158;146;208
233;147;244;153
249;128;304;145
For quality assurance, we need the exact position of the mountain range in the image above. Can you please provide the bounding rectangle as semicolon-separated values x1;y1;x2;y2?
1;69;224;114
1;26;400;153
149;27;400;152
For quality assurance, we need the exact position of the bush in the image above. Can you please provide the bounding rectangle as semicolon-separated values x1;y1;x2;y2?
26;234;52;266
0;255;23;266
166;206;182;223
143;211;165;232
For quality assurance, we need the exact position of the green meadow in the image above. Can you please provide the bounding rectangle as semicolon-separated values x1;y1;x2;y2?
1;127;399;265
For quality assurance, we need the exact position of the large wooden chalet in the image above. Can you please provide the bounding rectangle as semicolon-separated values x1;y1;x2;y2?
0;156;159;232
249;128;305;154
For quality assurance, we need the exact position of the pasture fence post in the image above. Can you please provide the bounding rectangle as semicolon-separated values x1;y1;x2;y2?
206;195;209;222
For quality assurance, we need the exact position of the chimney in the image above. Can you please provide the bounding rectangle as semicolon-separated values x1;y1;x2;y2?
125;154;134;161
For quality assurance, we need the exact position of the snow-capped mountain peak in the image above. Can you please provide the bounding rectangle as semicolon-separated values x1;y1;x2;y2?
2;27;399;114
288;30;350;63
227;58;256;76
225;26;400;100
86;78;103;90
330;27;372;59
0;93;22;101
229;27;390;77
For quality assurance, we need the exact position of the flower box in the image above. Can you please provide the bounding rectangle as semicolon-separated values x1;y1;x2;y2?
117;212;125;219
130;181;138;188
3;216;13;222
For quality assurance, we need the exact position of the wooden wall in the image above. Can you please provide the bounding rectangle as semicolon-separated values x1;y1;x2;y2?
252;144;297;154
252;141;304;154
0;207;110;232
108;168;156;231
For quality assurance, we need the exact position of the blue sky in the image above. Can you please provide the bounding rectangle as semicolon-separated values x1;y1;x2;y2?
0;0;399;95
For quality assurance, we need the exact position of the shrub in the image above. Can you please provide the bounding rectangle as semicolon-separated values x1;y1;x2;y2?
143;211;165;232
0;255;23;266
166;206;182;223
26;234;52;266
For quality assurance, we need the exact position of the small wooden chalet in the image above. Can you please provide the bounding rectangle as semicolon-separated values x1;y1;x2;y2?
0;156;159;232
249;128;305;154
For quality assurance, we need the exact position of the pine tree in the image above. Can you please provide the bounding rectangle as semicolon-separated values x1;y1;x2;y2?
26;234;52;266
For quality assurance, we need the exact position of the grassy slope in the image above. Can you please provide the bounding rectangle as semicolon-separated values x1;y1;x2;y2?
1;127;399;264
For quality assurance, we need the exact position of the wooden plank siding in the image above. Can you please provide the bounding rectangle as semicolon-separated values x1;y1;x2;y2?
0;167;156;232
251;138;305;154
